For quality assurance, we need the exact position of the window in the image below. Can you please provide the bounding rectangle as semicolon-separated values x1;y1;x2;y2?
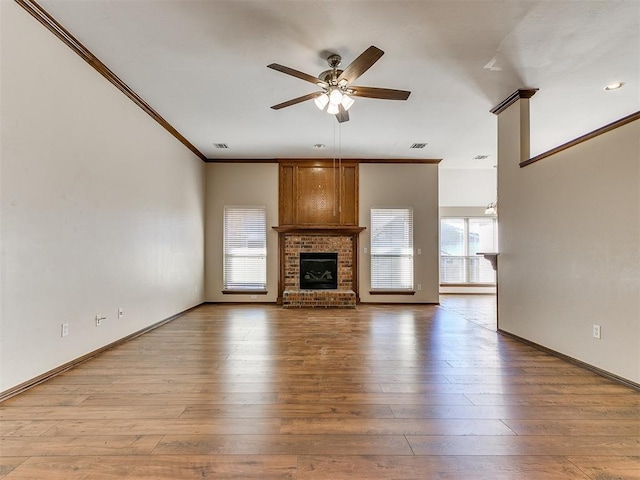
440;217;497;284
223;206;267;290
371;208;414;290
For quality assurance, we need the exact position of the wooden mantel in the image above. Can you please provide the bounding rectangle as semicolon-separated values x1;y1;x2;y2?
273;225;366;235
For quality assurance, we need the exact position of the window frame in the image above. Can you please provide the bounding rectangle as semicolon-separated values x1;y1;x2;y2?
439;216;497;285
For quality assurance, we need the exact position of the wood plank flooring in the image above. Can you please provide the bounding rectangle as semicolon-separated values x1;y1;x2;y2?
1;297;639;479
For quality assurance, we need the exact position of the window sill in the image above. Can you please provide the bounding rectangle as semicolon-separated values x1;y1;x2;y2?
222;290;268;295
369;290;416;295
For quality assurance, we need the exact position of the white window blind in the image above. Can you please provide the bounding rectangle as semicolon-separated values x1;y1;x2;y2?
223;206;267;290
370;208;414;290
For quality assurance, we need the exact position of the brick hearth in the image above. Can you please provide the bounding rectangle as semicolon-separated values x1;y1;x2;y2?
282;289;356;308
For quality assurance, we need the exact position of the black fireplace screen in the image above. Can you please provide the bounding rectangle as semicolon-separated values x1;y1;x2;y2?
299;252;338;290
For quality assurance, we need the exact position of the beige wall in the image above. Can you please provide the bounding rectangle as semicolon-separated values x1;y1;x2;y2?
359;164;440;303
439;207;489;217
1;2;205;392
204;163;439;304
497;100;640;384
204;163;279;302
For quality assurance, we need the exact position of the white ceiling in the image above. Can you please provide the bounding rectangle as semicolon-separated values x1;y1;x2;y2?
38;0;639;169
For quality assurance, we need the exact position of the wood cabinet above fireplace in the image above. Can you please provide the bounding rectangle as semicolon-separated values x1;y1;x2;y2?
279;159;358;227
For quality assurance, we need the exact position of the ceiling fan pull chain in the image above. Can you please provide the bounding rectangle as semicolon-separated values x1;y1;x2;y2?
333;123;339;217
338;122;342;214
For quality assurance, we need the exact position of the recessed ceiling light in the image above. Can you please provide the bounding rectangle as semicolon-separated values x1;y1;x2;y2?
213;143;229;149
410;143;427;149
604;82;624;91
313;144;326;149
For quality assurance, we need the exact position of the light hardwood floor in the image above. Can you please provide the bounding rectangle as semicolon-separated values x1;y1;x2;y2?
1;297;639;479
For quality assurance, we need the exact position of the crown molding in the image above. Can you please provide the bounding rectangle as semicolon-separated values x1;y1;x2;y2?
357;158;442;164
205;158;442;164
490;88;538;115
205;158;280;163
15;0;207;162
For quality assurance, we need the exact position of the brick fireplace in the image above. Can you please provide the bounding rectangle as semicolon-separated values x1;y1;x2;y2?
273;226;365;307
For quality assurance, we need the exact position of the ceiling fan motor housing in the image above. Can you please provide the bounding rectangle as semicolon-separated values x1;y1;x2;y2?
319;69;343;85
327;54;341;68
318;54;344;85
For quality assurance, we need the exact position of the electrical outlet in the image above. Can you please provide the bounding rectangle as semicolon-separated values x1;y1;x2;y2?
96;315;105;327
118;308;124;319
593;324;601;339
251;295;258;300
61;323;69;337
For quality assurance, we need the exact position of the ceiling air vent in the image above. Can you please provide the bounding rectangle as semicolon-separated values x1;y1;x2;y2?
473;155;489;160
213;143;229;149
410;143;427;149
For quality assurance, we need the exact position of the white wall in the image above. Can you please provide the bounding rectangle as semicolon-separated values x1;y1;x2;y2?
359;164;440;303
204;163;279;303
439;168;496;207
497;100;640;384
0;2;205;392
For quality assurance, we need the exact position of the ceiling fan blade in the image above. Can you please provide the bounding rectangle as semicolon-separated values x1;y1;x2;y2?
271;92;323;110
337;46;384;84
335;104;350;123
267;63;328;88
348;86;411;100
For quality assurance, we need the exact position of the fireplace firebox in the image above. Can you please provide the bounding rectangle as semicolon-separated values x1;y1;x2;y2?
299;253;338;290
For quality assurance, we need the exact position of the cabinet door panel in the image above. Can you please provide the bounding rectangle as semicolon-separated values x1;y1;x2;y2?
278;160;358;226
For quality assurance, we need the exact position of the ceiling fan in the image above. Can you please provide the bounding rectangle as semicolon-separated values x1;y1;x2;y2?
268;46;411;123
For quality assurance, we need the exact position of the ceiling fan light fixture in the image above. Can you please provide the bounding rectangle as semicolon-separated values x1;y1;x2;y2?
484;202;497;215
604;81;624;91
327;103;340;115
314;93;329;110
341;94;354;111
329;88;343;105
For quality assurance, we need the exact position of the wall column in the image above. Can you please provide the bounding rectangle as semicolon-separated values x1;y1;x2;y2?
490;89;537;330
